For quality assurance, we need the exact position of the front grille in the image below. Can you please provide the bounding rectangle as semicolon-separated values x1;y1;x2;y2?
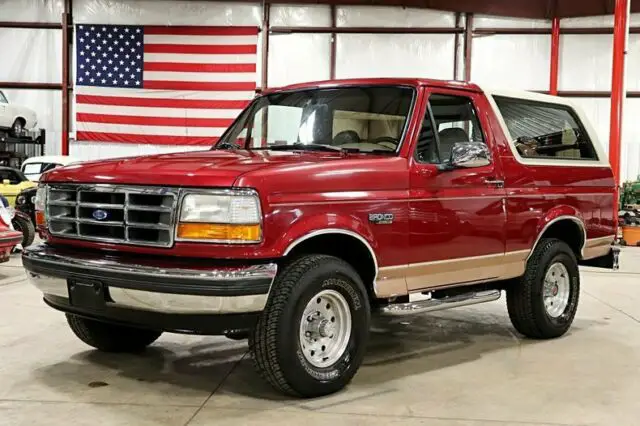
46;184;178;247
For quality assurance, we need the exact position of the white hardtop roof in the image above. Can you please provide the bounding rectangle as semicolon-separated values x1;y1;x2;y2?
22;155;80;164
478;86;578;108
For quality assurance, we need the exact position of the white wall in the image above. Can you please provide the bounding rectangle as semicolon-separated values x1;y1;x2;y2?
4;0;640;180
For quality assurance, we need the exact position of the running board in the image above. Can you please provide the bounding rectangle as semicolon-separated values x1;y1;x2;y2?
379;290;501;316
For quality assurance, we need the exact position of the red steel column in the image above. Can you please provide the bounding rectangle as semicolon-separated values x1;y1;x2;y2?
549;17;560;95
609;0;630;217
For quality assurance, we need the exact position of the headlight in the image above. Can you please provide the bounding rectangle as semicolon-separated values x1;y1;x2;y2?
176;191;262;243
16;195;25;205
34;186;47;226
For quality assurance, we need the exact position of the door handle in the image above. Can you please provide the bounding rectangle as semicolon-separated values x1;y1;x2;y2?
484;179;504;188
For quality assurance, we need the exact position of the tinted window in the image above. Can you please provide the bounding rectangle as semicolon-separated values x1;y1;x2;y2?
415;94;486;164
493;96;598;161
0;169;23;184
218;86;414;154
0;92;7;104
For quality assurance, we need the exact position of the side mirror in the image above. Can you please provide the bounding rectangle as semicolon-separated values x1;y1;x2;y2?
449;142;491;168
2;179;10;185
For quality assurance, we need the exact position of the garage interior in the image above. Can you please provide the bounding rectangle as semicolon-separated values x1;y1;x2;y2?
1;0;640;425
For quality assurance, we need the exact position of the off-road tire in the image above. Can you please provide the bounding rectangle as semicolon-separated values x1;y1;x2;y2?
66;314;162;352
249;254;370;398
12;214;34;247
507;238;580;339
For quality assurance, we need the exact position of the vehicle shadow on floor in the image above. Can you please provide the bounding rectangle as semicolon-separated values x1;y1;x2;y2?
33;309;602;401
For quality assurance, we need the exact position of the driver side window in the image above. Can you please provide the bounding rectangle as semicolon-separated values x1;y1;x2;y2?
414;94;486;164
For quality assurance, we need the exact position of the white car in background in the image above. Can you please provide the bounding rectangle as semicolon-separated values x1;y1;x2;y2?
20;155;80;181
0;90;38;137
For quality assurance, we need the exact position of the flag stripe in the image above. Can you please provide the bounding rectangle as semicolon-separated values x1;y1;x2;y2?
144;81;256;91
143;62;256;73
78;122;227;137
144;52;257;64
77;112;234;128
77;86;256;100
144;43;257;55
145;26;258;36
77;132;218;146
143;71;256;82
76;103;241;119
144;34;258;45
76;94;251;109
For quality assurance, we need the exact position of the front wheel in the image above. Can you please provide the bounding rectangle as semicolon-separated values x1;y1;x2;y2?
249;254;370;398
12;214;34;247
507;238;580;339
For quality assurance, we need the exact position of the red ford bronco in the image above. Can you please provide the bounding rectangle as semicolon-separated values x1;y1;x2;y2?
24;78;618;397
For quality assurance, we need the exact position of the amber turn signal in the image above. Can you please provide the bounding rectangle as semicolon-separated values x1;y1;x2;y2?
35;211;46;227
177;223;261;242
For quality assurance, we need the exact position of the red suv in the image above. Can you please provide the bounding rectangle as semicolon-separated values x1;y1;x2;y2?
23;78;618;398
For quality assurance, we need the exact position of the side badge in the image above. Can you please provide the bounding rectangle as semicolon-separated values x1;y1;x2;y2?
369;213;394;225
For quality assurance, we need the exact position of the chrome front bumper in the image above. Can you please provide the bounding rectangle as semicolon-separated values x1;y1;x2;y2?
22;244;277;315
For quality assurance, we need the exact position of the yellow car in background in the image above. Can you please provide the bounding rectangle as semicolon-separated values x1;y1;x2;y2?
0;167;36;206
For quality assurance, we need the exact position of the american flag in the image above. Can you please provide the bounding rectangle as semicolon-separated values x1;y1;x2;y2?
75;24;258;146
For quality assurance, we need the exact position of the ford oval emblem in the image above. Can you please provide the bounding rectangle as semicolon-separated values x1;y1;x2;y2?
92;209;108;221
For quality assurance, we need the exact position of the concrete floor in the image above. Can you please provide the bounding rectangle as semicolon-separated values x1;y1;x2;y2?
0;247;639;426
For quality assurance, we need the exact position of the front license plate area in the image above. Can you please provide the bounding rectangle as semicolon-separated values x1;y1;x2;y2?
68;279;106;310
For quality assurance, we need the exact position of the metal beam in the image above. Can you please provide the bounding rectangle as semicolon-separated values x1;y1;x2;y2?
609;0;630;212
0;82;62;90
463;13;473;81
270;26;463;34
61;0;71;156
549;17;560;95
260;2;270;89
0;21;62;29
329;5;337;80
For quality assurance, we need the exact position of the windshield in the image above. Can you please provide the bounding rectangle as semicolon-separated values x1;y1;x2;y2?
215;86;414;153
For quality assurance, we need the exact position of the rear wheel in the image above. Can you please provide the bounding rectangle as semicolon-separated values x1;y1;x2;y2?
66;314;162;352
507;238;580;339
11;214;34;247
249;254;370;397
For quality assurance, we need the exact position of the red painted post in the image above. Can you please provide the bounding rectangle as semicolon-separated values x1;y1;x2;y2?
609;0;630;218
549;17;560;95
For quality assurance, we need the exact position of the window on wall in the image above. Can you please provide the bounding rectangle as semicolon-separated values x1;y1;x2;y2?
493;96;598;161
414;94;486;164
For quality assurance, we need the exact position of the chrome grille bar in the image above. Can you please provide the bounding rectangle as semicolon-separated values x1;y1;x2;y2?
46;184;178;247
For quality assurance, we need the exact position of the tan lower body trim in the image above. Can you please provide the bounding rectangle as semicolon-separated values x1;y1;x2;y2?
583;235;615;260
375;250;528;298
374;235;616;299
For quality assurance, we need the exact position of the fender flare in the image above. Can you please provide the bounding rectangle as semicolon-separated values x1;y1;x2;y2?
281;217;380;282
527;208;587;261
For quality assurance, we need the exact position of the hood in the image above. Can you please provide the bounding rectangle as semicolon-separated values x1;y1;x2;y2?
41;149;349;187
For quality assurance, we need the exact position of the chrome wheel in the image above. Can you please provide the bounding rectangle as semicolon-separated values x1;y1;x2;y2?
543;262;571;318
298;289;352;368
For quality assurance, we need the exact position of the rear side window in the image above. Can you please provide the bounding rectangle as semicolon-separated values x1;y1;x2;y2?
493;96;598;161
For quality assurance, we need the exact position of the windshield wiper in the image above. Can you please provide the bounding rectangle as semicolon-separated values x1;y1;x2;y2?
252;143;346;153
